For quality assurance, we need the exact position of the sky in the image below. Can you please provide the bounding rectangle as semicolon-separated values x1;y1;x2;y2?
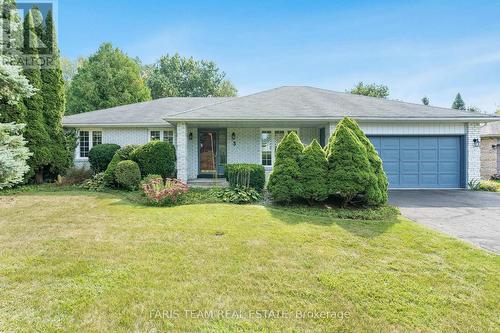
57;0;499;113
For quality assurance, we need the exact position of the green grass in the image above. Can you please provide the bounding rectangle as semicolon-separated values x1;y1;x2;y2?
0;191;499;332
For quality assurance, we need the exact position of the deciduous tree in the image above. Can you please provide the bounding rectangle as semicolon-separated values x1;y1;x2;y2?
349;82;389;99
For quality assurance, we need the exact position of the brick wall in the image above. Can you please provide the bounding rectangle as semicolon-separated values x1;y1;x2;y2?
480;137;498;179
466;123;481;183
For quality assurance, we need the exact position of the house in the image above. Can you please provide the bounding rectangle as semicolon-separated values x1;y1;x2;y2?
480;121;500;179
62;86;499;189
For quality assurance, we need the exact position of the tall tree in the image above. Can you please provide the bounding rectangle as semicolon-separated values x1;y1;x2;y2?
40;10;72;176
451;93;466;110
348;82;389;99
421;96;429;105
66;43;151;115
145;53;237;99
22;8;51;182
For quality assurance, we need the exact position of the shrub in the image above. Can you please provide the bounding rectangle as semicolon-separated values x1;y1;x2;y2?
326;124;377;206
225;164;265;191
267;132;303;203
59;167;92;185
211;186;261;204
338;117;388;205
103;145;139;187
142;178;188;206
81;172;105;191
114;160;141;190
141;174;163;186
88;144;120;173
131;141;176;178
299;140;329;204
479;180;500;192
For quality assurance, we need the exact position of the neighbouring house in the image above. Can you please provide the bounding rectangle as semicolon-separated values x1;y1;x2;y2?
62;86;499;189
480;121;500;179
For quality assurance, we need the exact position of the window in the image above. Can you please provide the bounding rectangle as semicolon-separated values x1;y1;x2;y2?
150;131;161;141
79;131;90;158
78;130;103;158
261;129;297;166
163;130;174;144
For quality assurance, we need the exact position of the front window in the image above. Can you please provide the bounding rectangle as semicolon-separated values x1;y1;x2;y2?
261;129;297;166
150;131;161;141
163;130;174;144
79;131;90;158
92;131;102;146
149;129;175;144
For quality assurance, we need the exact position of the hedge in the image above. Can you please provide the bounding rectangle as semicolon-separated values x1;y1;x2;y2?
103;145;139;187
88;143;120;173
114;160;141;190
131;141;176;178
224;163;265;191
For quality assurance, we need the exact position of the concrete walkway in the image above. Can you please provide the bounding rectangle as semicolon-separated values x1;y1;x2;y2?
389;190;500;253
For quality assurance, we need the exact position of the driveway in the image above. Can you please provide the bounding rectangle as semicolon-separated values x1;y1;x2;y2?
389;190;500;253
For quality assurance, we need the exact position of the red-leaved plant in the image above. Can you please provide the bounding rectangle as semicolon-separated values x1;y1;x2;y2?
142;178;189;206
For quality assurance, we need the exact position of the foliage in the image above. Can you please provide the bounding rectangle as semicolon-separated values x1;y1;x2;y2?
60;57;84;85
224;163;265;191
211;185;261;204
140;174;163;185
337;117;388;206
349;81;389;99
452;93;466;110
103;145;139;187
144;53;237;99
478;180;500;192
327;124;377;206
141;177;188;206
491;174;500;180
80;172;105;191
267;132;303;203
88;143;120;173
114;160;141;190
270;204;399;221
130;140;176;178
0;122;31;189
466;106;481;113
421;96;429;105
58;166;91;185
66;43;151;115
299;140;329;204
467;179;481;191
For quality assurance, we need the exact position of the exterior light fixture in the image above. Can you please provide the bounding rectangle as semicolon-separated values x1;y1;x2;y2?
232;132;236;146
492;144;497;149
472;138;480;147
189;132;193;140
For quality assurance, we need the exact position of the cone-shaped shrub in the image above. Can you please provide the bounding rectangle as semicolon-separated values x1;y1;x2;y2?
299;139;329;204
326;124;377;206
337;117;388;205
267;131;303;203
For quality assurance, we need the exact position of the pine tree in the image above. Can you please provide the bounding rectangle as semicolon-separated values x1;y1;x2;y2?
326;124;377;206
40;9;72;176
267;132;303;203
299;140;328;204
22;8;51;183
451;93;465;110
336;117;388;205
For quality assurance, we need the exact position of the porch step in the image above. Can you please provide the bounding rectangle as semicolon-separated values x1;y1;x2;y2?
188;178;229;188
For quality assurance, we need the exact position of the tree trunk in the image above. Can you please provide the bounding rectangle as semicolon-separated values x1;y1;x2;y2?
35;169;44;184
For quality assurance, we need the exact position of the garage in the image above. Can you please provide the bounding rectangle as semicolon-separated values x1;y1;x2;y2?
368;136;464;189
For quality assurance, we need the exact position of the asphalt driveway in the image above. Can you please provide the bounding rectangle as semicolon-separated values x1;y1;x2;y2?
389;190;500;253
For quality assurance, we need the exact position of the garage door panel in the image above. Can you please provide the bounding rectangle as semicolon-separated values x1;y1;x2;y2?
368;136;462;188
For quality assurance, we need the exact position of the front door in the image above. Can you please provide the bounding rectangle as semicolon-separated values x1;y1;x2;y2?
199;131;217;177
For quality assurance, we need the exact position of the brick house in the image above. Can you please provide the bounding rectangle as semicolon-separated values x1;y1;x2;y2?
62;86;499;189
480;121;500;179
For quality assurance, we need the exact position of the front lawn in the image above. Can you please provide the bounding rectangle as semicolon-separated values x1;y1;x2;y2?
0;191;498;332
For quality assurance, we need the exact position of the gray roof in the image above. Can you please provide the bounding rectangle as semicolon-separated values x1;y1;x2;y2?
480;121;500;137
62;97;233;126
166;86;498;122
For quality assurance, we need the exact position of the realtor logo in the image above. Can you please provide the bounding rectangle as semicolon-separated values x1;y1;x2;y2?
1;0;58;68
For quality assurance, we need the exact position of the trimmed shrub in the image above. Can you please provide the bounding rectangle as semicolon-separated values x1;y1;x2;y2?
131;141;176;178
88;143;120;173
142;178;188;206
114;160;141;190
327;124;377;206
267;131;303;203
103;145;139;187
299;139;328;204
337;117;388;205
224;164;265;191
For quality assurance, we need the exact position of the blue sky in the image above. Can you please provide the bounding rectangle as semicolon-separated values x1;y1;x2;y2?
58;0;499;112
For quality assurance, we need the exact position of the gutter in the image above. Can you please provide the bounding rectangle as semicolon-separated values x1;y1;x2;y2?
62;123;174;128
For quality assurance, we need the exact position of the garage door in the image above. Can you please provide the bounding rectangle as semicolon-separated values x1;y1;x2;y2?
368;136;463;189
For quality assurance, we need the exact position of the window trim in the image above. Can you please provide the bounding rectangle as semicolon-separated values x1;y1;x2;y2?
260;128;299;167
77;129;103;159
148;128;175;145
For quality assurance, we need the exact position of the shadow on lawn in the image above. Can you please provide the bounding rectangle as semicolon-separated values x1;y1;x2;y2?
265;206;400;238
